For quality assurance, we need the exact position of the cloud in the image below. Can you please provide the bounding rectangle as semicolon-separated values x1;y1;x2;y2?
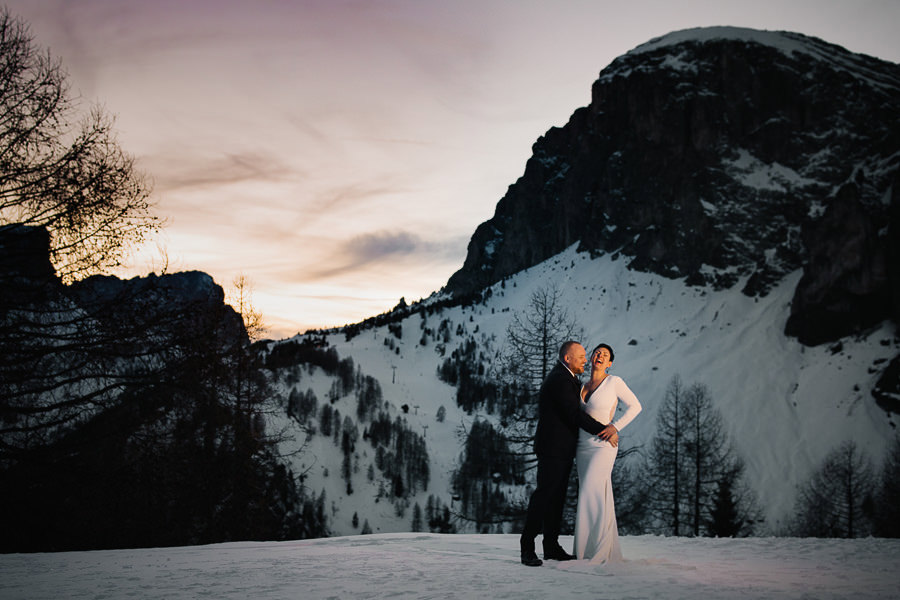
347;230;422;258
146;151;295;193
308;230;464;280
308;182;410;219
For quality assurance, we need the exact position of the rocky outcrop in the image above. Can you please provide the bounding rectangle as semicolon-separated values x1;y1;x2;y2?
873;354;900;416
0;223;244;343
890;168;900;324
0;224;55;281
0;224;59;309
445;28;900;346
785;182;892;345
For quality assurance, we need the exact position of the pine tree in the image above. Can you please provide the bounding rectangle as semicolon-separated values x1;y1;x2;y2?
874;436;900;537
452;420;526;528
644;375;688;535
319;404;333;437
428;504;456;534
316;489;327;531
682;382;738;536
426;495;436;524
792;440;875;537
644;376;757;536
411;503;423;532
706;468;744;537
498;285;580;423
456;285;581;529
332;409;341;445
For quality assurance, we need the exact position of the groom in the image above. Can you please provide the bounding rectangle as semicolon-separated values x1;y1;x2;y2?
519;341;616;566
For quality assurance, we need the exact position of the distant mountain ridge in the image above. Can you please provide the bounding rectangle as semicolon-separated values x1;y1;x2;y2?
446;27;900;346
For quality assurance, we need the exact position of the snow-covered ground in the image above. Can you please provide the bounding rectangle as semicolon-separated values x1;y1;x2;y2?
2;533;898;599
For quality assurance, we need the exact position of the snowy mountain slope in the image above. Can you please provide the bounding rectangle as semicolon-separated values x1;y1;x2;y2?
267;243;897;536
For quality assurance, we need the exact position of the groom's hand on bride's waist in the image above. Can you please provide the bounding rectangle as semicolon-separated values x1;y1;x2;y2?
598;424;618;440
598;424;619;447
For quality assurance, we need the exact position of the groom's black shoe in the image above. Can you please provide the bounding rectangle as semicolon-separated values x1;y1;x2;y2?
520;550;543;567
543;545;576;561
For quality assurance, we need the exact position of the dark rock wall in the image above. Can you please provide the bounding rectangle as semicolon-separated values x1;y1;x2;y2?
785;183;892;345
445;30;899;347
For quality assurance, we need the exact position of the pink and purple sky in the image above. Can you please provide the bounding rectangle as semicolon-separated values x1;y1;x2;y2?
5;0;899;338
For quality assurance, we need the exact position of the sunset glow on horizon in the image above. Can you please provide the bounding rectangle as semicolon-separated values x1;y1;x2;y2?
6;0;898;338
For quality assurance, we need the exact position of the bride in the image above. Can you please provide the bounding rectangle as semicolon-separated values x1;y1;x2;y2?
574;343;642;563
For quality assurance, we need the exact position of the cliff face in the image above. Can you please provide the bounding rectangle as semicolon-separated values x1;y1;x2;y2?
445;27;899;345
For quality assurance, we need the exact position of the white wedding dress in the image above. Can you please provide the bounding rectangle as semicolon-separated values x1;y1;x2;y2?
574;375;641;563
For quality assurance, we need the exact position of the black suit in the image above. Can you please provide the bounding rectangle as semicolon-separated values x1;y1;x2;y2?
520;361;606;553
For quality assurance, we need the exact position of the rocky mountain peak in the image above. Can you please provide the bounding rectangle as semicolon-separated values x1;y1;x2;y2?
445;27;899;345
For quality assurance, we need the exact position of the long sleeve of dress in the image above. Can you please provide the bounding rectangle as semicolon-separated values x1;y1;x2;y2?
610;377;642;432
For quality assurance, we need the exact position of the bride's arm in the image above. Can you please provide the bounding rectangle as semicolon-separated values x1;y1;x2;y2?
611;377;642;432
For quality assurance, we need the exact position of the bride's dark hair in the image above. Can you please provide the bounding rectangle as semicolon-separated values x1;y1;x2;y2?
590;343;615;362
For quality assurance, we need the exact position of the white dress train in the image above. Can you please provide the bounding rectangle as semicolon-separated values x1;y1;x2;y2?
573;375;641;563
